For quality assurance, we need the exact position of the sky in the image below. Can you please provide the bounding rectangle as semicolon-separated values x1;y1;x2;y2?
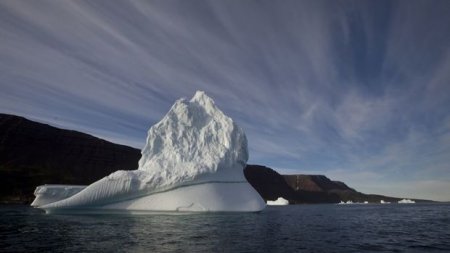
1;0;449;201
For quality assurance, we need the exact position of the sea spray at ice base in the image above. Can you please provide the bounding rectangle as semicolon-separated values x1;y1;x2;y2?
32;91;265;212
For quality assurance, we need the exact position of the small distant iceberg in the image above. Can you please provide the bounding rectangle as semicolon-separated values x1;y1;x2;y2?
380;200;391;204
398;199;415;204
338;200;353;205
338;200;369;205
267;197;289;206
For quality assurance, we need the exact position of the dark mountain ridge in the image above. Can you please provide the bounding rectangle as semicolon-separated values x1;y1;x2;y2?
0;113;431;204
0;113;141;203
244;165;430;203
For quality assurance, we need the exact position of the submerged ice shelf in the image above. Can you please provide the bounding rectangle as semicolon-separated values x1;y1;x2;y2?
32;91;265;213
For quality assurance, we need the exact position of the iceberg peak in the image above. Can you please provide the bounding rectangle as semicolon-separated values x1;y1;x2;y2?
138;90;248;184
191;90;213;104
189;90;219;116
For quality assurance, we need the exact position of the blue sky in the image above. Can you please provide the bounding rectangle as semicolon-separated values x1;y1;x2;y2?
1;0;449;201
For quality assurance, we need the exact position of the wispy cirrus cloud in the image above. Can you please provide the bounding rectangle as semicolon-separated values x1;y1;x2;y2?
1;0;449;200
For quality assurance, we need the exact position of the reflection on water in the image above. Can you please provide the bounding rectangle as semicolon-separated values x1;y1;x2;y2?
1;204;450;252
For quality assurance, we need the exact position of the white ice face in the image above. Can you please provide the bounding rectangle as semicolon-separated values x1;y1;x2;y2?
138;90;249;184
33;91;265;212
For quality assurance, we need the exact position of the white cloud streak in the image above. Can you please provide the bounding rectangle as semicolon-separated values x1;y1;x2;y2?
1;0;449;200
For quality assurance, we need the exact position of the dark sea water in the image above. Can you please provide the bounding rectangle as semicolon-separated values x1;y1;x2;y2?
1;204;449;253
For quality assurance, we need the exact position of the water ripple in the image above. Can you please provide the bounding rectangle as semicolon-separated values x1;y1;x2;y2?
1;204;449;252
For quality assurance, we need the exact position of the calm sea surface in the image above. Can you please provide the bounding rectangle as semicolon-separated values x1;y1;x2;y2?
1;204;449;252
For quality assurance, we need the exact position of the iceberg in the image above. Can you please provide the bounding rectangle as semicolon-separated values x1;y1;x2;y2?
398;199;415;204
267;197;289;206
337;200;354;205
31;91;265;213
337;200;369;205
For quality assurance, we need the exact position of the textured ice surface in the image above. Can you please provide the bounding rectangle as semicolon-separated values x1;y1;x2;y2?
43;183;264;213
31;185;86;207
33;91;265;212
138;90;249;183
267;197;289;206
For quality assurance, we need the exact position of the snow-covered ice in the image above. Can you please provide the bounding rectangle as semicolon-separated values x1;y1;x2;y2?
267;197;289;206
32;91;265;213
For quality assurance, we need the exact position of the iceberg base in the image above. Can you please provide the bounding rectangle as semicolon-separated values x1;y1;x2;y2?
35;182;266;214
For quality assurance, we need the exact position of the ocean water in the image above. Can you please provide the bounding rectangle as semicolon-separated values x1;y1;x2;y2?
1;204;449;252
